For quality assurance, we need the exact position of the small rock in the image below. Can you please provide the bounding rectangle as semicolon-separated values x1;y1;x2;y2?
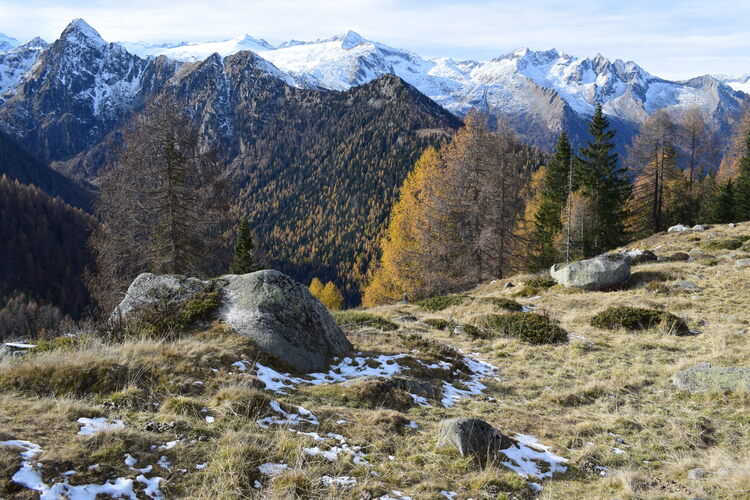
435;418;511;462
673;363;750;393
729;223;737;228
625;249;658;265
736;259;750;268
503;282;514;289
687;468;706;480
669;252;690;262
673;280;701;292
668;224;690;233
692;225;706;231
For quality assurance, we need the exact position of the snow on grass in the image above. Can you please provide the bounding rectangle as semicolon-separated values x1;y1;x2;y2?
245;351;498;408
76;417;125;435
302;432;370;466
256;400;320;429
499;434;568;480
258;462;290;476
1;439;166;500
441;491;458;499
321;475;357;488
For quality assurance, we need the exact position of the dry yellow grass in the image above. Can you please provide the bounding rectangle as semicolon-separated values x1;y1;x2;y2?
1;222;749;498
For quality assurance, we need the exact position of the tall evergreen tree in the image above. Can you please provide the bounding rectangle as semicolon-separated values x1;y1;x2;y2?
230;218;259;274
734;129;750;220
574;104;631;256
529;132;572;269
710;180;737;223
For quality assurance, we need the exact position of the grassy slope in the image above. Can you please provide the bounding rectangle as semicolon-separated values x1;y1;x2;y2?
2;223;750;499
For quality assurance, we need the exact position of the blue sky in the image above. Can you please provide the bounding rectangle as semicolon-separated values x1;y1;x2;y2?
0;0;748;80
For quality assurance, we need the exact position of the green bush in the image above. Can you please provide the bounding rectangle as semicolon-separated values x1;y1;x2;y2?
416;295;466;311
702;238;743;251
512;275;556;298
134;288;222;339
423;318;455;330
479;313;568;345
332;311;398;331
590;306;690;335
479;297;522;312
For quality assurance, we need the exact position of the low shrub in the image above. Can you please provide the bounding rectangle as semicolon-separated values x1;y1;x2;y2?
525;275;557;289
308;380;414;411
332;311;398;331
702;238;743;251
478;297;523;312
644;282;671;295
479;313;568;345
590;306;690;335
397;333;466;371
416;295;466;311
460;324;483;339
423;318;455;330
161;396;205;418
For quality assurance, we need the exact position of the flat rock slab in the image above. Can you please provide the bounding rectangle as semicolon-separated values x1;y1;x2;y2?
672;363;750;393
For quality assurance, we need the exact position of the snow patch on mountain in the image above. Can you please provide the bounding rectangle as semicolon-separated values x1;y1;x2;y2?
716;74;750;94
0;37;48;100
0;33;20;53
120;35;273;62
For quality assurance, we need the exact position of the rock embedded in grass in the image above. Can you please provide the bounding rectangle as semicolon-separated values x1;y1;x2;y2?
436;418;511;462
672;363;750;393
550;254;631;290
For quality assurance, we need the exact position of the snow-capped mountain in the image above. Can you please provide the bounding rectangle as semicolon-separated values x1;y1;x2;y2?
716;75;750;94
117;30;747;150
0;33;19;52
0;37;48;101
0;19;747;162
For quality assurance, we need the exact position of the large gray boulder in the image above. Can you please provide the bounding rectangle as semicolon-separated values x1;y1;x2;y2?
436;418;511;462
672;363;750;393
112;270;352;373
550;254;631;290
220;270;352;373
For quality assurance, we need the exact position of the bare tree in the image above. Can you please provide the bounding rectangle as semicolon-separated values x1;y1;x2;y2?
88;97;233;313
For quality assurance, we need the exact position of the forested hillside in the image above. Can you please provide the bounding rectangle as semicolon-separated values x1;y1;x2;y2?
0;175;94;326
0;131;92;211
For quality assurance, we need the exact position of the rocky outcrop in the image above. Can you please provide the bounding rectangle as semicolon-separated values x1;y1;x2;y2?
550;254;631;290
436;418;511;462
112;270;353;373
672;363;750;393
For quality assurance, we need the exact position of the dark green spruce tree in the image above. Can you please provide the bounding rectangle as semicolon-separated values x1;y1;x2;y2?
229;218;260;274
734;129;750;221
709;180;737;223
530;132;572;269
574;104;631;256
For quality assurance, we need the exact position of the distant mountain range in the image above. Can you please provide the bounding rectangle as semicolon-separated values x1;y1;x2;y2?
2;21;747;155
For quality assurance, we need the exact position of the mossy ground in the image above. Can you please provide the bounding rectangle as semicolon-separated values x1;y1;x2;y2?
2;223;750;498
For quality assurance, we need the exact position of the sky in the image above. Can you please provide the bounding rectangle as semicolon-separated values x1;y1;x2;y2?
0;0;748;80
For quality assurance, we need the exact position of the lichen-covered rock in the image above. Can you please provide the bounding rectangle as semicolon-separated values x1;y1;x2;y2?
111;273;218;320
436;418;511;461
220;270;352;372
672;363;750;393
736;258;750;268
550;254;630;290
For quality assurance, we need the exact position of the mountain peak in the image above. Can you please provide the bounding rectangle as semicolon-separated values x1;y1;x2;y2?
0;32;20;52
335;30;367;49
60;18;107;49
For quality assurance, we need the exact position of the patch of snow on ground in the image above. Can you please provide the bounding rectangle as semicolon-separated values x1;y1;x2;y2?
77;417;125;435
1;439;166;500
441;490;458;499
258;462;290;476
321;475;357;488
302;432;370;466
257;400;320;429
245;350;498;407
499;434;568;480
